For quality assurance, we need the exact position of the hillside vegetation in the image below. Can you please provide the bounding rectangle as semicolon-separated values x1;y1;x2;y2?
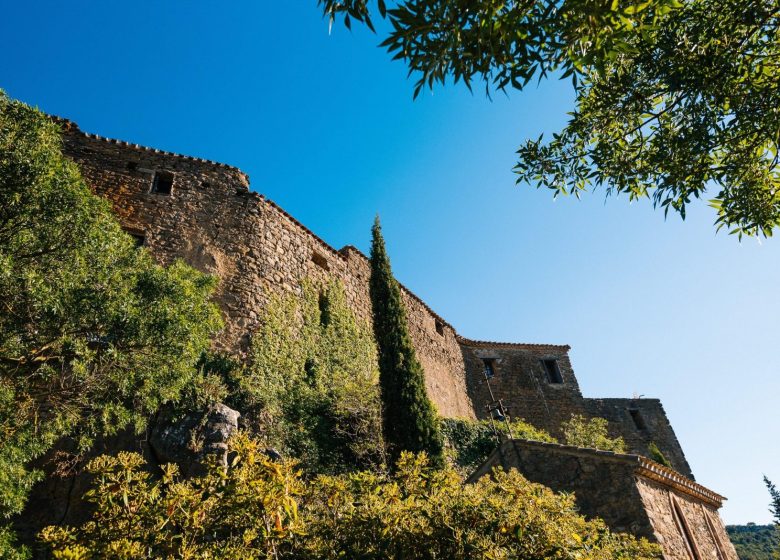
727;524;779;559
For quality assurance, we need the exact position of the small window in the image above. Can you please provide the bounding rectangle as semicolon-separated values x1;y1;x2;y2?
124;229;145;248
482;358;496;379
151;171;174;195
542;359;563;384
435;319;445;336
629;409;647;431
311;251;329;270
126;161;138;171
318;291;330;327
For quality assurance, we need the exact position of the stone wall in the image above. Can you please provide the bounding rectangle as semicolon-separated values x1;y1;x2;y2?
469;439;738;560
459;341;692;477
584;398;692;478
59;122;474;419
58;119;691;464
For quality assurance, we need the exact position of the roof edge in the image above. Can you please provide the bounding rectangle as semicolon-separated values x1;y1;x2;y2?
471;438;725;509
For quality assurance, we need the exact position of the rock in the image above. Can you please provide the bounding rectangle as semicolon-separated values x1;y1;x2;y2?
150;403;240;476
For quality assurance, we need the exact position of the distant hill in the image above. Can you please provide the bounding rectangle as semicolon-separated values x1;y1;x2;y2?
727;524;779;560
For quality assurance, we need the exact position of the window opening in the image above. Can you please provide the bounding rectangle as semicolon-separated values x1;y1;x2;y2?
542;359;563;384
318;291;330;327
482;358;496;379
435;319;445;336
126;161;138;171
124;229;145;248
629;409;647;431
151;171;173;195
311;251;329;270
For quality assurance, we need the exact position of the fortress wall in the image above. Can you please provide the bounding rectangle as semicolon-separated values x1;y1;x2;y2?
59;125;475;419
460;341;692;477
469;440;658;538
584;398;693;479
460;341;587;433
469;440;737;560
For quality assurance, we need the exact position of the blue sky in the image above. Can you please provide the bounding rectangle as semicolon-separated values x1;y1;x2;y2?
3;0;778;524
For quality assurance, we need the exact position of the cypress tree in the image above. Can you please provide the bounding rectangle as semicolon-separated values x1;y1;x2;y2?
369;217;444;467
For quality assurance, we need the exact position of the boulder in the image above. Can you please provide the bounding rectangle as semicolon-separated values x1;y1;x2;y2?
150;403;240;476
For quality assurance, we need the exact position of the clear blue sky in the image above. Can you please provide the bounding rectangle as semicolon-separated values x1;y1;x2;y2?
3;0;778;525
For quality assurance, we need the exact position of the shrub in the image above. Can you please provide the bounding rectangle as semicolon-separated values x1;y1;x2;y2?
237;280;384;473
41;437;662;560
562;414;627;453
441;417;556;473
0;92;220;539
647;442;672;468
39;433;302;560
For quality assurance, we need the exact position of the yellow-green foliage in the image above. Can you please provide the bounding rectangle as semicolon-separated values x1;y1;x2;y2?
562;414;627;453
41;437;661;560
236;280;384;473
39;433;302;560
441;417;557;474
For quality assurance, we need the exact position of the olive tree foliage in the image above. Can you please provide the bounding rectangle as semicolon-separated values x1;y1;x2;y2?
320;0;780;237
0;92;221;535
41;437;662;560
236;280;385;473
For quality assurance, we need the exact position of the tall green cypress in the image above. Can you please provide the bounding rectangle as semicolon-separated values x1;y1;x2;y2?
369;217;444;468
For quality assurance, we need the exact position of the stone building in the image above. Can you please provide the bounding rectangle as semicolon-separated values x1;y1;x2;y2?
469;440;738;559
54;118;736;558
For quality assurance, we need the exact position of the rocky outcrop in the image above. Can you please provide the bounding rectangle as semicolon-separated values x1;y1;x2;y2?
150;403;240;476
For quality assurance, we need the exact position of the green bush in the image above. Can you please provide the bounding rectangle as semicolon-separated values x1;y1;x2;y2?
441;417;557;474
647;442;672;468
236;280;384;473
562;414;627;453
39;433;303;560
0;92;221;549
40;436;662;560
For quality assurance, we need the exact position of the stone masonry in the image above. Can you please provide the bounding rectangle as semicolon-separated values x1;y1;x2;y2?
469;440;739;559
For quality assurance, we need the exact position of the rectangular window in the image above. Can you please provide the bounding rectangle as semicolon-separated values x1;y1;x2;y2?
482;358;496;379
435;319;445;336
311;251;329;270
542;359;563;384
151;171;174;195
629;409;647;431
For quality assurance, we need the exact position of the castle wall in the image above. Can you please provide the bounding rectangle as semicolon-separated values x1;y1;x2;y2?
459;341;692;477
468;439;654;537
468;440;738;560
59;124;474;419
58;121;692;466
584;398;692;478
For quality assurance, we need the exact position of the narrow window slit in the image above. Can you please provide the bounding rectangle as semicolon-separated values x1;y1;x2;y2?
629;409;647;431
482;358;496;379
